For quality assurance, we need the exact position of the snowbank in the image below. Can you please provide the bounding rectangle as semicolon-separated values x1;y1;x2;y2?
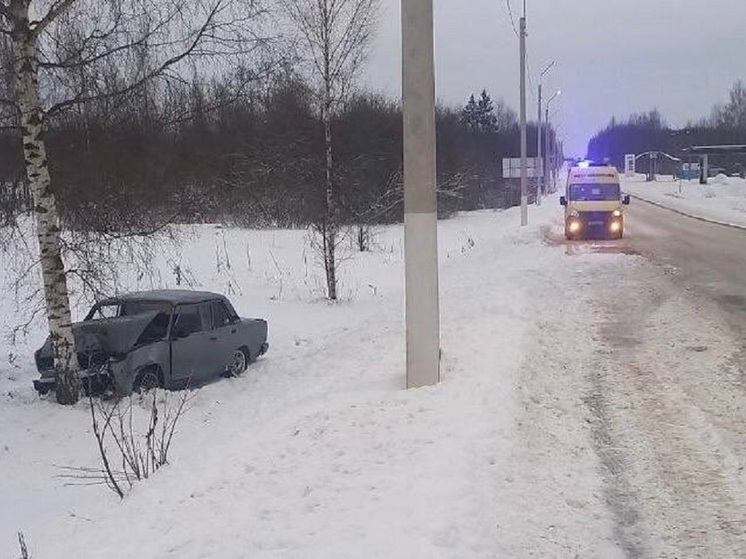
0;197;633;558
622;174;746;228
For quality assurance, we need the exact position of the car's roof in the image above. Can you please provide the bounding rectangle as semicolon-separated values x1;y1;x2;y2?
99;290;227;305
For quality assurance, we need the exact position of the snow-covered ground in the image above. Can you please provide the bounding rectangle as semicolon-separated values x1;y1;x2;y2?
622;173;746;227
4;188;733;557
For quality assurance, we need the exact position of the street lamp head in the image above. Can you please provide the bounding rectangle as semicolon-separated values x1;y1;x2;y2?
540;60;556;78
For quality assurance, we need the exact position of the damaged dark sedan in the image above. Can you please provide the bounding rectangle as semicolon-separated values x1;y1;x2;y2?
34;290;268;395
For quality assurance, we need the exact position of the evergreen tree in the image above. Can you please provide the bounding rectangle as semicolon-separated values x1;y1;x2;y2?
476;89;498;132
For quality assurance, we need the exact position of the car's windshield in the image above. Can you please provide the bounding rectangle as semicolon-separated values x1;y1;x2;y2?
87;300;173;320
88;304;120;320
121;301;173;316
135;312;171;345
569;183;621;201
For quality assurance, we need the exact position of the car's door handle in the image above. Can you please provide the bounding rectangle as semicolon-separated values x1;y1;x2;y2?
210;336;218;341
231;328;237;334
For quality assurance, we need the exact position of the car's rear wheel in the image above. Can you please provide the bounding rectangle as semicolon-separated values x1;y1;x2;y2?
133;366;163;393
228;348;249;377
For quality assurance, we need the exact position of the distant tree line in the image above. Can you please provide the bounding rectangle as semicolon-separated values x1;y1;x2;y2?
0;77;557;230
587;81;746;175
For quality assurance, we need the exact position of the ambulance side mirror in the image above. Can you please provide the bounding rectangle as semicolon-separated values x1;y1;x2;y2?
560;196;567;206
622;195;631;205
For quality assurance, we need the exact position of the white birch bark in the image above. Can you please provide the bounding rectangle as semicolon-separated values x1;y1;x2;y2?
322;6;338;301
9;0;79;404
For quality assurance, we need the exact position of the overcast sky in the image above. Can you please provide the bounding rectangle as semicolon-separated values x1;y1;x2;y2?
361;0;746;156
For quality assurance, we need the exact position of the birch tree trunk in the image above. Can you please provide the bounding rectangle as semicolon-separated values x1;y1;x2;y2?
9;0;79;404
322;75;337;300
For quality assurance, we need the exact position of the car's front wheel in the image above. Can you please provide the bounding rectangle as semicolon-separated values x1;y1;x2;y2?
133;366;163;393
227;348;249;377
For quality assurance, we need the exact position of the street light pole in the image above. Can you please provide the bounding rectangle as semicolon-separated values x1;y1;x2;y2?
519;5;528;225
536;61;555;207
537;82;542;207
544;90;560;193
402;0;440;388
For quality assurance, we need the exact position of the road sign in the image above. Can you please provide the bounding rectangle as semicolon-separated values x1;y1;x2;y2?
502;157;543;178
681;162;700;181
624;154;636;177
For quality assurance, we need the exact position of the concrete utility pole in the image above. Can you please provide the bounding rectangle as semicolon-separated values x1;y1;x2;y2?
519;4;528;226
402;0;440;388
536;61;554;207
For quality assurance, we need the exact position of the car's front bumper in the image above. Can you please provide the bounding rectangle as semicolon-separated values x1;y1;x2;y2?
566;212;623;239
33;366;114;396
33;377;55;395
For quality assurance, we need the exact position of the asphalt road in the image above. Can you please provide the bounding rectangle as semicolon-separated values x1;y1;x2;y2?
624;198;746;366
578;199;746;557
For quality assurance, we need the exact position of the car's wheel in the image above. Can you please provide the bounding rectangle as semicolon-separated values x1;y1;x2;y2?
133;366;163;393
227;348;249;377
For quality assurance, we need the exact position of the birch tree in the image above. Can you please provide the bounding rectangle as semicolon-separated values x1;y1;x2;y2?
279;0;378;300
0;0;268;404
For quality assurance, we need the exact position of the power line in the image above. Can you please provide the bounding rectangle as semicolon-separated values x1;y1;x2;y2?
506;1;536;100
505;0;519;38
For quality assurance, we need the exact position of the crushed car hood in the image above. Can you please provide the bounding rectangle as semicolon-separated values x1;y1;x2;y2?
36;311;160;370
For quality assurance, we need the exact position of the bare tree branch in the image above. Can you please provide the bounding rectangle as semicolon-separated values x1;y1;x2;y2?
46;1;229;117
31;0;79;40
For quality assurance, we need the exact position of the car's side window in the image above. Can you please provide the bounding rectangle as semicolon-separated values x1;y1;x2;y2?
223;300;240;324
211;301;233;329
198;302;213;331
172;304;205;338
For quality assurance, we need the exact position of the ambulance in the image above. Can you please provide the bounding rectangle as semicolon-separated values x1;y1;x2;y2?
560;163;630;240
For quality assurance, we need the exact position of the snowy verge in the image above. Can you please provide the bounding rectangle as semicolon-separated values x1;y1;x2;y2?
1;197;634;558
622;174;746;229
